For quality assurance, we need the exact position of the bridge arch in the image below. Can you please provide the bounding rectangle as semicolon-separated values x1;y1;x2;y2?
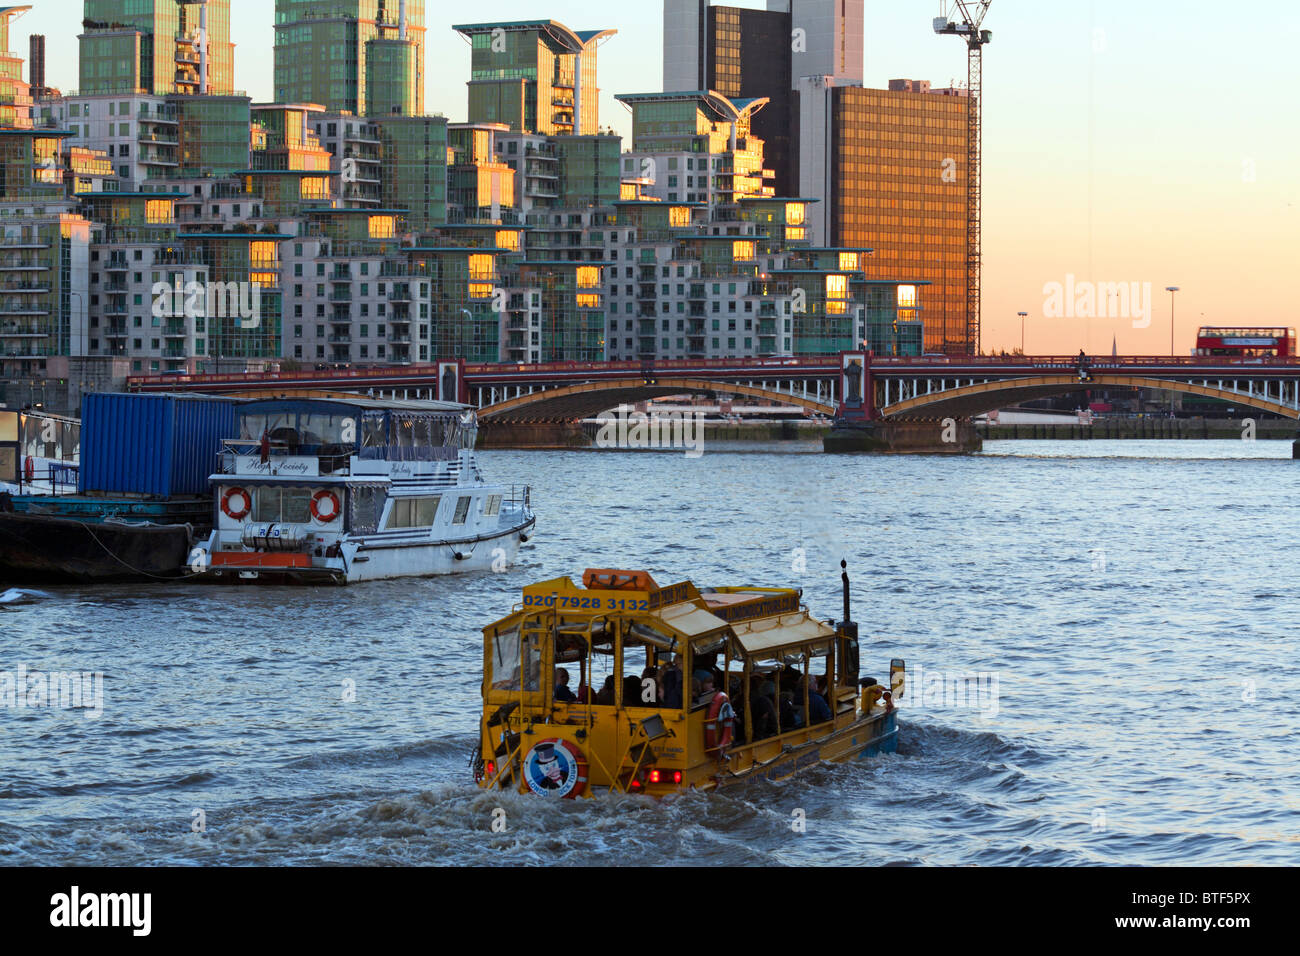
881;375;1300;420
478;377;836;421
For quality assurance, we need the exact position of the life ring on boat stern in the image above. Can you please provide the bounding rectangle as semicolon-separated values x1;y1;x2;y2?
522;738;588;798
310;490;341;522
23;456;34;482
221;486;251;521
705;692;736;754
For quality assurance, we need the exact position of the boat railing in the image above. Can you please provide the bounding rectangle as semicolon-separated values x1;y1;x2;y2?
504;484;531;513
15;460;79;496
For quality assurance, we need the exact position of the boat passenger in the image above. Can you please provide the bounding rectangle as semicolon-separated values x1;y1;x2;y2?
779;690;799;731
623;674;645;706
749;676;778;741
803;674;832;725
554;668;576;703
595;675;616;706
660;656;684;709
692;669;716;708
492;666;521;691
640;665;660;705
728;675;748;743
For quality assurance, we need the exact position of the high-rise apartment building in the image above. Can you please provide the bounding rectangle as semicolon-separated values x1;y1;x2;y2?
377;114;448;234
0;121;94;379
274;0;425;117
79;0;235;95
310;112;384;208
663;1;791;195
453;20;615;137
661;1;974;353
0;6;32;129
616;90;773;205
663;0;860;197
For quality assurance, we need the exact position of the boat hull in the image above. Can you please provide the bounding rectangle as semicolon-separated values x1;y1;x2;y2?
0;511;192;583
713;708;898;789
199;516;536;584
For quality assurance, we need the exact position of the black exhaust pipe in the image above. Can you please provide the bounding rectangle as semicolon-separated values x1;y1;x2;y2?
839;559;860;685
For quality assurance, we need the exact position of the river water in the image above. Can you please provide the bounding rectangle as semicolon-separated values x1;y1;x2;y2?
1;439;1297;866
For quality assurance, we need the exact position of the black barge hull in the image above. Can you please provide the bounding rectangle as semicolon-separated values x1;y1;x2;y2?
0;512;193;584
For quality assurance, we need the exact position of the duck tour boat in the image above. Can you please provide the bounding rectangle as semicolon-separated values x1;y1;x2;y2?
191;397;535;584
472;562;903;797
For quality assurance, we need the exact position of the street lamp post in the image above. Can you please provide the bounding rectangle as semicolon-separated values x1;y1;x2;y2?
1165;286;1180;415
458;308;472;361
1017;311;1028;355
68;291;85;365
1165;286;1180;356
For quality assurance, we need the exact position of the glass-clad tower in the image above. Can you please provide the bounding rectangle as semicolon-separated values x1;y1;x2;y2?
79;0;235;95
274;1;425;117
453;20;614;137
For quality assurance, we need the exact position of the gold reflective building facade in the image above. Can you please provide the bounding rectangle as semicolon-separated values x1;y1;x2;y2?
830;85;971;355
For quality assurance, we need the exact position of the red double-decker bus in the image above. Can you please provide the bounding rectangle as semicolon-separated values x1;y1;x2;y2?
1195;327;1296;358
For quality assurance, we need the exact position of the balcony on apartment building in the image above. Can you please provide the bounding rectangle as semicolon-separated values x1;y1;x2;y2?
0;324;46;338
0;298;48;316
0;280;50;294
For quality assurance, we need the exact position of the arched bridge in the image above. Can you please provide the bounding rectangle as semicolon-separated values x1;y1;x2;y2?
129;355;1300;422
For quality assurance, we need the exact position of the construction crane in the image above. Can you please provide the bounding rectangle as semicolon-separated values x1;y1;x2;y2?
934;1;992;355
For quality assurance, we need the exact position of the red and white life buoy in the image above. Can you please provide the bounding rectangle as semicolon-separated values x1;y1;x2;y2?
23;456;34;483
705;692;736;755
221;486;251;521
310;490;341;523
522;738;588;799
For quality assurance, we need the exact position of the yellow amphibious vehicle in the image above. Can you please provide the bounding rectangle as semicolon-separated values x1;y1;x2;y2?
473;562;904;797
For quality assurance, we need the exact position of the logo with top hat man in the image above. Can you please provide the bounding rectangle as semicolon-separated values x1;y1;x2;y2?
524;740;577;797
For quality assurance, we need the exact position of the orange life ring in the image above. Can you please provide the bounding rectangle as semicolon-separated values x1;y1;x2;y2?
221;486;251;521
522;738;588;798
23;456;34;482
310;489;341;522
705;692;736;754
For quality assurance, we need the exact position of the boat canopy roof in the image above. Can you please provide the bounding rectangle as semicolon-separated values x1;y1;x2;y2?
730;612;836;658
652;602;729;640
495;570;820;662
232;397;475;461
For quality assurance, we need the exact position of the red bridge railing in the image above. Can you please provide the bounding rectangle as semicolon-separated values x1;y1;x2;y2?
127;353;1300;391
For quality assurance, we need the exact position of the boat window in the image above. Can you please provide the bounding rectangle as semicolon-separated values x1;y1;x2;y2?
295;412;358;448
483;495;501;517
490;626;522;689
392;414;417;459
586;642;616;705
452;496;472;525
350;485;384;534
416;496;440;525
386;496;441;528
360;413;388;457
254;486;311;523
240;412;294;443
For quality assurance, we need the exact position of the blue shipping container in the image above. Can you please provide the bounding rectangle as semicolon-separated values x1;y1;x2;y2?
78;393;239;497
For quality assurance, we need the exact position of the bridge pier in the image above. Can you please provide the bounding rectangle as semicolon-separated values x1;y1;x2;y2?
825;418;982;455
477;420;587;449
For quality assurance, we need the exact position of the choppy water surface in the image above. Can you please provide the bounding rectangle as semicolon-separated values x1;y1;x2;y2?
1;439;1297;866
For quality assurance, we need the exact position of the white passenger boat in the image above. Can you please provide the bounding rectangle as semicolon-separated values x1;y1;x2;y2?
191;398;535;584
